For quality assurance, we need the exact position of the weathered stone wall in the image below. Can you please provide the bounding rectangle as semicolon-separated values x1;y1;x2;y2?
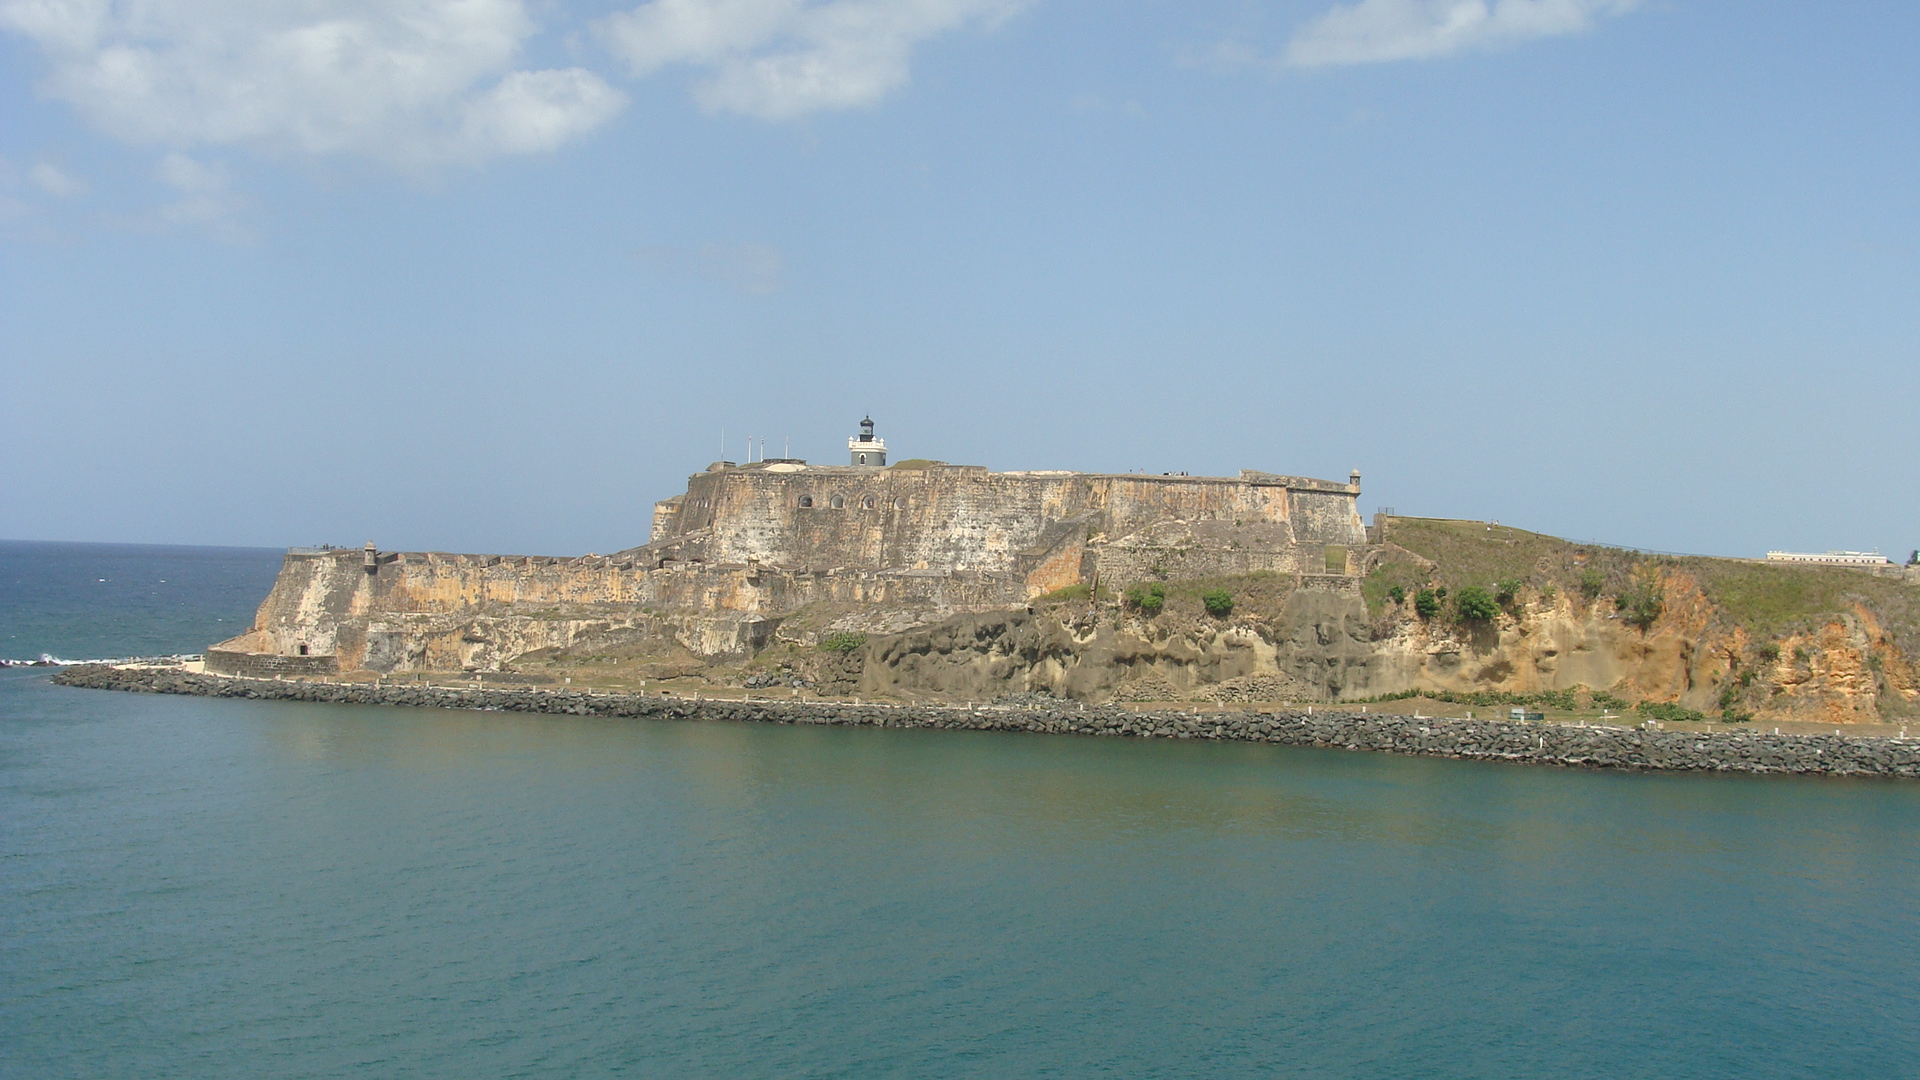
214;547;1043;673
212;461;1365;676
645;463;1364;588
203;648;340;677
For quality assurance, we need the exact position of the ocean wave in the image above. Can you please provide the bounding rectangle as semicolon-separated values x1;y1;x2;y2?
1;653;202;668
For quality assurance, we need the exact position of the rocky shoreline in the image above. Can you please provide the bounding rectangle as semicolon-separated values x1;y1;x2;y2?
50;664;1920;778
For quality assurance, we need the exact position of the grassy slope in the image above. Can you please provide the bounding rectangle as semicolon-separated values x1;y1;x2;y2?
1379;517;1919;653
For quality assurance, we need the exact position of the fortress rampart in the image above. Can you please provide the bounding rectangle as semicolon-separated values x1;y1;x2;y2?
207;443;1367;676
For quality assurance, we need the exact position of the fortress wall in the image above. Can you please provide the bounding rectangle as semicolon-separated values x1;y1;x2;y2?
653;465;1356;576
226;546;1035;671
1089;542;1303;589
670;467;1075;572
1097;475;1294;528
1287;489;1367;546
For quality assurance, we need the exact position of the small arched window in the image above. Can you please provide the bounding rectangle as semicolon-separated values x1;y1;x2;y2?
798;495;814;508
862;495;877;509
829;495;845;509
893;497;908;509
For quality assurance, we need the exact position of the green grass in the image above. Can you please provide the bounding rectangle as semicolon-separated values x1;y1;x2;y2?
1383;515;1920;653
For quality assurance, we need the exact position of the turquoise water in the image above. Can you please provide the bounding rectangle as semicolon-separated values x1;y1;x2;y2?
4;545;1920;1077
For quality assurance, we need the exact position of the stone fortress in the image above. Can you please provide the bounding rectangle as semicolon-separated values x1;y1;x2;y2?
207;418;1367;678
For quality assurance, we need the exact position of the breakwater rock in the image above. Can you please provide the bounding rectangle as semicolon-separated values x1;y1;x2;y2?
50;665;1920;779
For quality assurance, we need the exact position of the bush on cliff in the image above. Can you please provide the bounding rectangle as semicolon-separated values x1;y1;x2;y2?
1615;583;1664;631
1637;700;1706;723
1414;589;1440;619
1202;589;1234;618
1455;586;1499;623
819;632;868;653
1126;583;1166;615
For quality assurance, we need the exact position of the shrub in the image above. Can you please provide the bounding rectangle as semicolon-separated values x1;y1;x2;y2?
1414;589;1441;619
1637;700;1706;723
1591;691;1629;711
1615;583;1663;631
1435;587;1448;600
1387;585;1406;605
1455;586;1499;622
1201;589;1235;617
818;632;868;654
1494;579;1522;606
1579;568;1606;599
1756;642;1781;663
1125;583;1166;615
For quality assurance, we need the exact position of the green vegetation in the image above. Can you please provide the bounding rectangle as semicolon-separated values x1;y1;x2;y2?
1201;589;1234;617
1637;700;1706;723
1614;581;1664;631
1414;588;1440;619
1384;515;1920;660
1125;582;1167;615
1756;641;1781;662
1493;579;1522;606
1348;686;1581;710
1455;586;1499;623
1361;553;1427;616
818;632;868;653
1591;691;1629;712
1324;545;1348;573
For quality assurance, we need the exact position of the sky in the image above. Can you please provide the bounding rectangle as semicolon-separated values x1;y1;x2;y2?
1;0;1914;559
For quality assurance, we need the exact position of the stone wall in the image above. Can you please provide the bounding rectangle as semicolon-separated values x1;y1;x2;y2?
210;461;1364;677
54;664;1920;779
643;463;1364;588
204;648;340;677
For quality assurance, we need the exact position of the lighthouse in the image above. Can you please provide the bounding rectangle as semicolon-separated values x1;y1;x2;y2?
848;416;887;467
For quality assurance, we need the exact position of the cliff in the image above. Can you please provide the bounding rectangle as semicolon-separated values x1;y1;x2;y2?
836;519;1919;724
206;496;1917;724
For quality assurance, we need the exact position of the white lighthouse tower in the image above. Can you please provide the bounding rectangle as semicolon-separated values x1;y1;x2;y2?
848;416;887;467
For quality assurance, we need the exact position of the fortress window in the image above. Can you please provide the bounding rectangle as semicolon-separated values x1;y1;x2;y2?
862;495;877;509
297;644;309;656
829;495;846;509
893;497;908;509
798;495;814;508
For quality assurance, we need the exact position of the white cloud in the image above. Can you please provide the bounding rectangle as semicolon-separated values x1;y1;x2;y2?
1285;0;1638;68
153;151;247;239
29;160;87;197
600;0;1026;120
0;0;626;168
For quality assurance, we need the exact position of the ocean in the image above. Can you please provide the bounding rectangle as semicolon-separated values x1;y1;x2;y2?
3;541;1918;1078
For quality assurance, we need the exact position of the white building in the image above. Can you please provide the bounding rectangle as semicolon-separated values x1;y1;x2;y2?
1765;550;1891;566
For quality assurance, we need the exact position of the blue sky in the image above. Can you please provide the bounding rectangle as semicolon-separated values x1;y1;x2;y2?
1;0;1914;559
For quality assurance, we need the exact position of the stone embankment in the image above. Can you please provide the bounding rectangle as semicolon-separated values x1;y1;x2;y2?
50;665;1920;779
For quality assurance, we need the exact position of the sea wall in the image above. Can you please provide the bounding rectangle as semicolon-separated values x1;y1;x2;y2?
51;665;1920;778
